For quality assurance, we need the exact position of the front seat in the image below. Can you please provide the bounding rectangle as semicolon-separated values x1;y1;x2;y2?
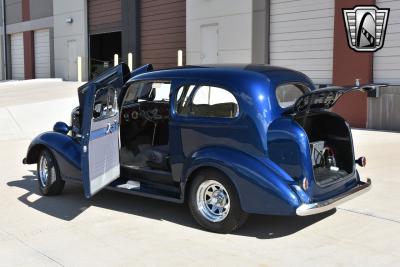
145;145;170;171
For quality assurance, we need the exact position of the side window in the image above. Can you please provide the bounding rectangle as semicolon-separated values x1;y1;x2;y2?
123;81;171;105
176;85;239;118
276;83;310;108
93;86;118;120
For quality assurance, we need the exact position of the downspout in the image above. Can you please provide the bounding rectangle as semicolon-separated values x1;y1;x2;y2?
85;0;90;80
266;0;270;64
134;0;140;67
2;0;7;79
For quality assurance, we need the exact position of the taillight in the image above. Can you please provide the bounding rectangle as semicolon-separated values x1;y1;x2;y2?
355;156;366;167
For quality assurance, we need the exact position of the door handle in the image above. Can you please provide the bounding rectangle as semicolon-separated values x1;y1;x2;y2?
105;123;112;134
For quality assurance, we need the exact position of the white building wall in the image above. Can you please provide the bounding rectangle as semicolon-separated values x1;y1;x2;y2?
374;0;400;85
53;0;88;81
269;0;335;85
186;0;253;65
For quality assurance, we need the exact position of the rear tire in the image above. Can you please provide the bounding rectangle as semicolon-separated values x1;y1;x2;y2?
37;149;65;195
188;169;248;233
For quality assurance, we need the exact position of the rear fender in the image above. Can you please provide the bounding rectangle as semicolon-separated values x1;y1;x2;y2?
267;116;314;182
183;147;301;215
25;132;81;180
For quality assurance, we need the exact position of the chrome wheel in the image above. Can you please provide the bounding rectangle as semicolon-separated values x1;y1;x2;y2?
39;156;50;187
37;149;65;196
196;180;230;222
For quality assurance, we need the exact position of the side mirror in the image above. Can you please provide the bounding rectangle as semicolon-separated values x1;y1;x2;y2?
53;121;70;135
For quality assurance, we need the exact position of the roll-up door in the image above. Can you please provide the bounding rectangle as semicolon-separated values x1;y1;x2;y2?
140;0;186;69
269;0;335;85
11;33;24;80
34;29;51;78
374;0;400;85
88;0;122;34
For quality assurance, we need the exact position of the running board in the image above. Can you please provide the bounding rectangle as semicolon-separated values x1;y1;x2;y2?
108;178;183;204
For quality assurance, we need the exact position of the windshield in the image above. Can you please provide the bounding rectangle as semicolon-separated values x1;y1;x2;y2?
275;83;310;108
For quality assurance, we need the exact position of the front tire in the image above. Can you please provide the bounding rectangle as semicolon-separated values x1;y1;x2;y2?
37;149;65;195
188;169;248;233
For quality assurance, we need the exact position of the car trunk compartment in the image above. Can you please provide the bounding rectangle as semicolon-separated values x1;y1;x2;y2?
294;111;354;187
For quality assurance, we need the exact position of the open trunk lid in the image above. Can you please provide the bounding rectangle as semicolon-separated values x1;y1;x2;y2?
285;84;386;115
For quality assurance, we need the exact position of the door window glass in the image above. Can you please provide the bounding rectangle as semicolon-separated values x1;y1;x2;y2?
93;86;118;120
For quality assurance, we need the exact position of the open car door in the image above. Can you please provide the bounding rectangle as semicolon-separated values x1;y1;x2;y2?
80;64;130;198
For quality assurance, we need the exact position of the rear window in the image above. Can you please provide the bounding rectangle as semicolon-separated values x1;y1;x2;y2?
276;83;310;108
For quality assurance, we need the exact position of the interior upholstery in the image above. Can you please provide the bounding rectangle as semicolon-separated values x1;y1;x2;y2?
180;103;238;118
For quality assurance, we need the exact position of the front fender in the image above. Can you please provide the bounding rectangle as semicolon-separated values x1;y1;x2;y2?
25;132;81;180
183;147;301;215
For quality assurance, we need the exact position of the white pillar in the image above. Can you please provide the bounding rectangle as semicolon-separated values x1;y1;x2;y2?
128;53;133;70
114;54;119;66
77;56;82;82
177;50;183;66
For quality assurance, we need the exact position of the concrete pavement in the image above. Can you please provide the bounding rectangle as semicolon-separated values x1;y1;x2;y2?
0;79;81;107
0;80;399;266
0;79;82;140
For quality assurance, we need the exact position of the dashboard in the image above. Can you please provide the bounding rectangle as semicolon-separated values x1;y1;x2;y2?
121;101;170;123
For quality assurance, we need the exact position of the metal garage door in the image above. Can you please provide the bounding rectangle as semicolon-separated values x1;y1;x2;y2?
34;29;51;78
140;0;186;69
270;0;335;85
374;0;400;85
11;33;24;80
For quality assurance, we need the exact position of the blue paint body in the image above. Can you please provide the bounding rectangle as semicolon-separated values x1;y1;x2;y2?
24;64;362;216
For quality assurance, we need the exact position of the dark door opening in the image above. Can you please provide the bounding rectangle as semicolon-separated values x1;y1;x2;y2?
90;31;122;79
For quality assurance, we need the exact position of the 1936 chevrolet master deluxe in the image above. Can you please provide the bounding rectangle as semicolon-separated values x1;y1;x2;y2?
23;63;372;233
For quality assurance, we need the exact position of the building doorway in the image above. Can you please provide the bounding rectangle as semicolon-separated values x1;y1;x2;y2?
90;31;122;79
200;24;218;64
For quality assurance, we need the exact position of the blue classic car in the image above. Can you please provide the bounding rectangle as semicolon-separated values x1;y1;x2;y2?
23;63;372;233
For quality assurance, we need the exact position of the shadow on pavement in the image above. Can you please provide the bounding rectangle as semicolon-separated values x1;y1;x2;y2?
7;170;335;239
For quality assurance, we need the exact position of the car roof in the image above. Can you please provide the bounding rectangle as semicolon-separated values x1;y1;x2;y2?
128;64;314;88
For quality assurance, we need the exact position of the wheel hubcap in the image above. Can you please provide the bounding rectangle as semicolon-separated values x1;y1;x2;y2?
196;180;230;222
39;156;49;187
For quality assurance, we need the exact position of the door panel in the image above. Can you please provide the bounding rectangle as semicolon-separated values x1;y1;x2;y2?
88;117;120;196
85;86;120;197
200;24;218;64
81;64;130;198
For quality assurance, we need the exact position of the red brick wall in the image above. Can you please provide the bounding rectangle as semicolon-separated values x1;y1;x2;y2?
22;0;35;79
332;0;375;128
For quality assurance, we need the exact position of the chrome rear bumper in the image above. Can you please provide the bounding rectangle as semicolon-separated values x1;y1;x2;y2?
296;178;371;216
